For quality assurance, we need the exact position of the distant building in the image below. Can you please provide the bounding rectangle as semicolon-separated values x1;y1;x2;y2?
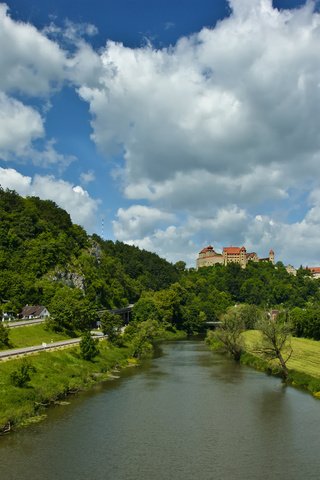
196;245;274;269
196;246;224;268
286;265;297;276
20;305;50;319
306;267;320;279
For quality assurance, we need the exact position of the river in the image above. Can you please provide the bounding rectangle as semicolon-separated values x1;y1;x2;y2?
1;340;320;480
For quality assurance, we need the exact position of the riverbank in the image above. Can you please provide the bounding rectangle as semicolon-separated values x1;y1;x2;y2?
0;329;186;435
207;330;320;398
241;331;320;397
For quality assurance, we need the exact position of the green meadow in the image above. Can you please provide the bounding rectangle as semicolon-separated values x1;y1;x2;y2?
6;324;71;349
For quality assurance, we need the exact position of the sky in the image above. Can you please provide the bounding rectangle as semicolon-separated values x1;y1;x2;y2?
1;0;320;267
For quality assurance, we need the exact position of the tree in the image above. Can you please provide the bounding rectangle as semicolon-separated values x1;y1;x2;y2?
100;311;123;344
0;321;10;348
208;308;245;361
79;332;99;361
232;304;264;330
47;287;97;334
255;316;292;380
123;319;164;359
10;359;36;387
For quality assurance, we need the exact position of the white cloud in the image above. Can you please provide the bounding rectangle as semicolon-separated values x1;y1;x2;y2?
0;93;44;159
77;0;320;215
113;205;176;240
0;4;67;96
0;167;99;231
80;170;96;184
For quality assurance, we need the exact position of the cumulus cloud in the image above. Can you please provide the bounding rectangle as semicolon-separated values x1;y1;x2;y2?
0;3;66;96
113;205;176;240
0;167;99;231
0;93;44;159
77;0;320;215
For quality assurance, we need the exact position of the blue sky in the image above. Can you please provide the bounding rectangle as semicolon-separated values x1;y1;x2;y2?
1;0;320;266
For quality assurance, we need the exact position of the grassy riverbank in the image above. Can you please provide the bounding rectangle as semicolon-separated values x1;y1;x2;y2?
0;328;186;434
241;331;320;397
0;342;136;434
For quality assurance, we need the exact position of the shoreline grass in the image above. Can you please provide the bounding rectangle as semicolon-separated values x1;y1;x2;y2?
0;342;135;434
241;331;320;397
0;329;186;435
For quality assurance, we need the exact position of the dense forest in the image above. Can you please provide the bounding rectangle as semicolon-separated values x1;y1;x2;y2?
0;188;178;316
1;187;320;341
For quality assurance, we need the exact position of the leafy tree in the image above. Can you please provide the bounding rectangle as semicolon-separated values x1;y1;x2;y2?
79;332;99;361
10;360;36;387
100;311;123;344
208;308;245;361
255;316;292;380
0;322;10;348
232;304;264;330
123;319;164;359
47;287;97;334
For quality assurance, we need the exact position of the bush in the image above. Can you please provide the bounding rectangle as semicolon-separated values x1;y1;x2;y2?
79;333;99;361
10;359;36;387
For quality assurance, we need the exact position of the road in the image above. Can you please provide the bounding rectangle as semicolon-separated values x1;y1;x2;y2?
0;334;105;360
5;318;46;328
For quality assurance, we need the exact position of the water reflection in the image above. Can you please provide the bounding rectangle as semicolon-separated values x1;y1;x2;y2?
1;340;320;480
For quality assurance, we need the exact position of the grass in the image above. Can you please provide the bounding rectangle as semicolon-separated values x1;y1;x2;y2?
6;324;71;349
243;330;320;378
0;328;185;433
0;341;135;432
242;330;320;396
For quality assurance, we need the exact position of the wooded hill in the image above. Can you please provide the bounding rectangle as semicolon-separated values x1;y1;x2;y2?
1;187;320;340
0;188;179;314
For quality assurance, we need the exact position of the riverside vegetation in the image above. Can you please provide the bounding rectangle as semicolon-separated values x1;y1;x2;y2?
2;187;320;432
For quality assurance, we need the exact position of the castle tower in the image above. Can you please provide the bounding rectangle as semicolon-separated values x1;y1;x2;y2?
269;249;275;264
240;246;247;268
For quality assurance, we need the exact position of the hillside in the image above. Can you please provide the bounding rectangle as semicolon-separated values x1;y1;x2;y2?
0;188;179;314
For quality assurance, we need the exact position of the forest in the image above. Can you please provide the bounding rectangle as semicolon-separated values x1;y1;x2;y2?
1;187;320;341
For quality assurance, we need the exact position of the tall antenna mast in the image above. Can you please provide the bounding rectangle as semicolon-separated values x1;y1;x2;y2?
101;217;104;239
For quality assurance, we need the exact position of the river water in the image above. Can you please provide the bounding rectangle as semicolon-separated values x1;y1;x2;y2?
1;340;320;480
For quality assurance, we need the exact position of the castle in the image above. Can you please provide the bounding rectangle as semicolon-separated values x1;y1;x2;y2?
196;245;274;269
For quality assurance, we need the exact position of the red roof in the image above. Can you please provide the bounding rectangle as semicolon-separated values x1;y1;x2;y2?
308;267;320;273
223;246;246;254
200;245;214;254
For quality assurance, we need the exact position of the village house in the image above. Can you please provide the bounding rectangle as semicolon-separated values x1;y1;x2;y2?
306;267;320;279
19;305;50;320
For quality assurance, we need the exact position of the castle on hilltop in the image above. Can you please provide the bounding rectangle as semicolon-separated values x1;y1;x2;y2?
196;245;274;269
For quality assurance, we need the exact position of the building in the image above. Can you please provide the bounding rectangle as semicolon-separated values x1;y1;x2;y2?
196;246;224;268
306;267;320;279
286;265;297;276
196;245;275;269
19;305;50;319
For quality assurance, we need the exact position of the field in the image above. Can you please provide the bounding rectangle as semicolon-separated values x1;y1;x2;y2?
6;324;71;349
243;330;320;379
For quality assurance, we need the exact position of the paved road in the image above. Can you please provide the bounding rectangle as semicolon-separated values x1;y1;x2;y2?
5;318;46;328
0;338;82;360
0;334;105;360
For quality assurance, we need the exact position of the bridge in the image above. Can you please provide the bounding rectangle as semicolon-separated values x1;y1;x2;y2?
205;321;222;328
96;304;134;325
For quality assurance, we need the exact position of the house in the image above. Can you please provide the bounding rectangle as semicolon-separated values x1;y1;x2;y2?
19;305;50;320
1;312;15;322
306;267;320;279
